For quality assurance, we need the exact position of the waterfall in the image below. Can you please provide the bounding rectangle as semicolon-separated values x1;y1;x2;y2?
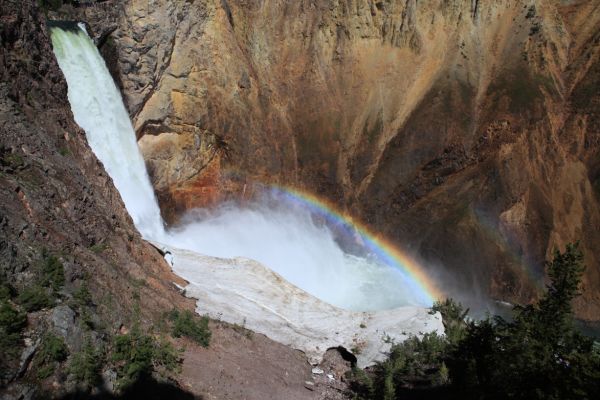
49;24;432;311
49;23;165;239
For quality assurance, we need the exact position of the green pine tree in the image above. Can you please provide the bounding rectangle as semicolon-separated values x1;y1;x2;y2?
449;243;600;399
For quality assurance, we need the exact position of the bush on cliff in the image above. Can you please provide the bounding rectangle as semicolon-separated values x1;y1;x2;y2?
17;285;53;312
40;250;65;292
351;332;450;400
16;250;65;312
69;338;103;389
0;299;27;369
35;333;69;379
112;325;181;390
169;309;211;347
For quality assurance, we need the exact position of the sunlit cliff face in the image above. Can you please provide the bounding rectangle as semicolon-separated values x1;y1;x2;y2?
106;0;599;319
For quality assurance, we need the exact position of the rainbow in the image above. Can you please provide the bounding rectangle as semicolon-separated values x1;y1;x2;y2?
269;185;443;306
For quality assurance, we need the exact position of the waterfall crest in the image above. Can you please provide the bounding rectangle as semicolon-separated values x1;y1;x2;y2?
50;25;164;239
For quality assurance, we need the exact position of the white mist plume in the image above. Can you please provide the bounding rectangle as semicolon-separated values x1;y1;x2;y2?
164;200;427;311
50;25;430;312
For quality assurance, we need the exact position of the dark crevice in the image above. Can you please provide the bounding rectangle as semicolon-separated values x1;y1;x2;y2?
471;0;479;20
220;0;234;28
330;346;358;365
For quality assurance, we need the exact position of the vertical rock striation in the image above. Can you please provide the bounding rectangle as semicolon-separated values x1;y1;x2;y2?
79;0;599;317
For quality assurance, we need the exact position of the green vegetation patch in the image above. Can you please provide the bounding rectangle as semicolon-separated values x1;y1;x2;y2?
40;251;65;292
39;333;68;363
112;326;181;390
431;298;468;345
73;283;93;308
18;285;53;312
1;152;24;169
168;309;211;347
69;339;104;389
351;332;450;399
0;283;15;302
350;243;600;399
17;250;66;312
0;300;27;363
90;243;109;254
34;333;69;379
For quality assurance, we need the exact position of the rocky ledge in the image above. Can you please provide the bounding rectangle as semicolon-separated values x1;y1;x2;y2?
152;242;444;368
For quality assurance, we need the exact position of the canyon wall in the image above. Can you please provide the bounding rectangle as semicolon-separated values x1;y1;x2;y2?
89;0;600;318
0;0;192;391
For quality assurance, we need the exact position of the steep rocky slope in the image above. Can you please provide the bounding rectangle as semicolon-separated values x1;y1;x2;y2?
94;0;599;319
0;0;193;393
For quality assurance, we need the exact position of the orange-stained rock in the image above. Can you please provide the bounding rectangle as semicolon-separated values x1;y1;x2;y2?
96;0;599;318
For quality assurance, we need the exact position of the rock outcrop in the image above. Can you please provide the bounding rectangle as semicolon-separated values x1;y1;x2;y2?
95;0;600;319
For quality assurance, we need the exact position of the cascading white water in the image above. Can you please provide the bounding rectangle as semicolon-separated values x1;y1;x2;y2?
50;24;430;311
168;201;425;310
50;24;164;239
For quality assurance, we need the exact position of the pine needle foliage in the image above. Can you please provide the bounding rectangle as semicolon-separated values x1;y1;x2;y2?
350;243;600;400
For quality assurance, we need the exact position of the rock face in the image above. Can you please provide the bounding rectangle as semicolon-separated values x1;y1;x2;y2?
0;0;190;390
94;0;600;319
153;242;444;368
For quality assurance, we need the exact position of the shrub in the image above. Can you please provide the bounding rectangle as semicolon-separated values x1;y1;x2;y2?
40;252;65;292
350;332;450;399
112;326;181;390
39;333;68;363
33;333;68;379
16;251;65;312
0;283;14;301
152;338;181;373
72;282;95;330
448;243;600;399
90;243;108;254
37;364;55;379
431;298;468;346
169;310;211;347
350;243;600;400
69;339;103;389
18;285;53;312
0;301;27;363
74;283;93;308
1;152;24;168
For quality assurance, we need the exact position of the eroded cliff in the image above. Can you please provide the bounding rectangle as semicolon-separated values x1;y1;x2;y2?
89;0;600;319
97;0;600;319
